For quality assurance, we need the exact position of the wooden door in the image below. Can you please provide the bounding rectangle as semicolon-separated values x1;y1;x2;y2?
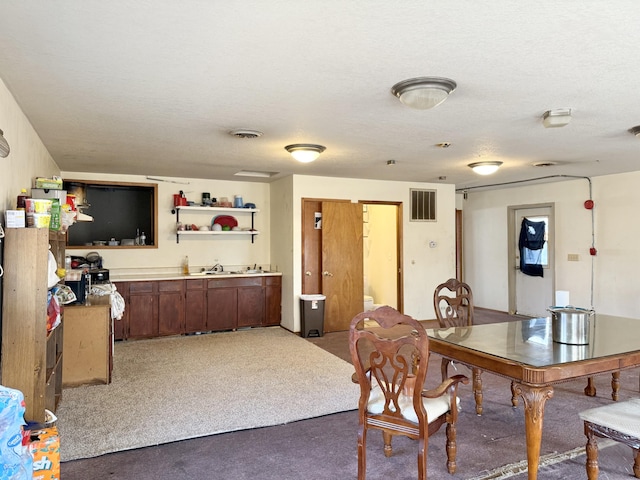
237;286;265;327
321;201;364;332
207;287;237;331
127;282;158;339
185;279;207;333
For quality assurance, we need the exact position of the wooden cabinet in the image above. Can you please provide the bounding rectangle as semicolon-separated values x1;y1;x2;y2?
63;304;111;387
1;228;65;422
264;276;282;326
185;279;207;333
115;275;281;339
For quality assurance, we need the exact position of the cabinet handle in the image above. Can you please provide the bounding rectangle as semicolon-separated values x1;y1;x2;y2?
322;271;333;277
305;271;312;276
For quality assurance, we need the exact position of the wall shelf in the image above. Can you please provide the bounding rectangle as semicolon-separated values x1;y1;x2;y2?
173;206;259;243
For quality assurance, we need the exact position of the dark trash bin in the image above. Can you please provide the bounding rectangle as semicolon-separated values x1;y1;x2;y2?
300;294;326;338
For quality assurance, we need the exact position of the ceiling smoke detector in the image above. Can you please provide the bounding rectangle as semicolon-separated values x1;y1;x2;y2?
229;129;263;139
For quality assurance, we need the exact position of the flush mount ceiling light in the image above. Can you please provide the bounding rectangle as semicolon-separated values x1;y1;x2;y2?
629;126;640;137
284;144;326;163
391;77;457;110
542;108;572;128
468;161;503;175
0;129;10;157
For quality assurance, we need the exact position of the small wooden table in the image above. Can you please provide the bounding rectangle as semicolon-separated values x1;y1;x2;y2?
427;315;640;480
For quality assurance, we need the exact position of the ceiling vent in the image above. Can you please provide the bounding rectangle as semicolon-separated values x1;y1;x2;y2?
532;161;558;167
229;129;263;139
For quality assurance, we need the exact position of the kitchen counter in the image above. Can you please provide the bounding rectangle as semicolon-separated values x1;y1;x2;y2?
110;271;282;282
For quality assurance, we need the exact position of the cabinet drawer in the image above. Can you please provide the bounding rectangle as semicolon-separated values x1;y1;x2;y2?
207;277;262;288
186;278;205;290
129;281;156;294
158;280;184;293
264;276;281;286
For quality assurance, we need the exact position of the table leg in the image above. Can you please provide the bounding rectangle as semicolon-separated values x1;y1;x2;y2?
584;376;596;397
472;367;483;415
611;371;620;401
512;382;554;480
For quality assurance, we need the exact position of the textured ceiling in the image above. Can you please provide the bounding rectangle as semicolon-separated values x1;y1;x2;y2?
1;1;640;190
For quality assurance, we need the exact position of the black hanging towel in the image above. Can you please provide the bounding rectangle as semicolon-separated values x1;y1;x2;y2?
519;218;546;277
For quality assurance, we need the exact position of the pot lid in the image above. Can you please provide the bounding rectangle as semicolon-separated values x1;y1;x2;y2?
86;251;101;263
548;306;594;313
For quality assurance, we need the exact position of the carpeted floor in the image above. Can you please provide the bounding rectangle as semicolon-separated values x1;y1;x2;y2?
56;327;358;461
61;309;640;479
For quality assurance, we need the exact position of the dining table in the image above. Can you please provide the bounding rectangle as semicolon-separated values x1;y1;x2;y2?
426;314;640;480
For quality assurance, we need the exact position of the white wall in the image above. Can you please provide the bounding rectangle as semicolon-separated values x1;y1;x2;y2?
463;172;640;317
60;172;271;275
0;78;59;211
274;175;456;332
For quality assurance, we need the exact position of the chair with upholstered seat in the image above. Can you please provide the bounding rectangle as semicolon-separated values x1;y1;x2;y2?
433;278;488;415
349;305;468;480
579;397;640;479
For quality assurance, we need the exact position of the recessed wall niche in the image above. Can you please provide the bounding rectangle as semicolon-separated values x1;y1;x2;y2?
64;180;158;249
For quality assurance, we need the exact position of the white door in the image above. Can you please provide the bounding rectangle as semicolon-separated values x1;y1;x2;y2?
509;205;555;317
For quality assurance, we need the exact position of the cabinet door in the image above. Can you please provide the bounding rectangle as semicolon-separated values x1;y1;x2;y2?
185;279;207;333
113;282;128;340
264;277;282;326
127;282;158;339
237;286;264;328
158;281;184;336
207;288;237;331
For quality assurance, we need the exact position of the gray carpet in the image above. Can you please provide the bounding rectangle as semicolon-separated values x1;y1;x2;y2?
55;327;359;461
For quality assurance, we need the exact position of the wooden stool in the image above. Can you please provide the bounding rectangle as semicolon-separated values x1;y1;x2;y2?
579;398;640;480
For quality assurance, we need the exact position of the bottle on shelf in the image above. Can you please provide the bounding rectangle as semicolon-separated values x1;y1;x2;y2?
17;188;28;210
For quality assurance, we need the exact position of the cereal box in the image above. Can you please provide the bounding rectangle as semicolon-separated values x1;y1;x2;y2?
29;427;60;480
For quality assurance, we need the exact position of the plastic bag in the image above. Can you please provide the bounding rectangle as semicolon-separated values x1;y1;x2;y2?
0;385;33;480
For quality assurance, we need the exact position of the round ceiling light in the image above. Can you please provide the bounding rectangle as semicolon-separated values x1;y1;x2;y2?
284;144;326;163
468;161;503;175
391;77;457;110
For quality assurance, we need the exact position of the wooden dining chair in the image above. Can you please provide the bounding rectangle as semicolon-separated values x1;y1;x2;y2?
433;278;487;415
579;398;640;479
349;306;468;480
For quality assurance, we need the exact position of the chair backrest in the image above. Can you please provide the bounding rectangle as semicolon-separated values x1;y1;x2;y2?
349;306;429;424
433;278;474;328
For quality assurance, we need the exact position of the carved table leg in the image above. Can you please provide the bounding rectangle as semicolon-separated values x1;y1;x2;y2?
584;424;599;480
512;382;554;480
472;367;483;415
611;371;620;401
511;381;518;407
584;376;596;397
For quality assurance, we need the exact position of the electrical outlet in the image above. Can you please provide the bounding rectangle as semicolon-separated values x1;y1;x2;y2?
567;253;580;261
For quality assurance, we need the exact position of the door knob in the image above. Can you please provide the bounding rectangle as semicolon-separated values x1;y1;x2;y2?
323;271;333;277
305;271;311;276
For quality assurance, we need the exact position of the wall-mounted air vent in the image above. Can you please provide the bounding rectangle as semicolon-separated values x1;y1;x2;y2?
410;189;436;221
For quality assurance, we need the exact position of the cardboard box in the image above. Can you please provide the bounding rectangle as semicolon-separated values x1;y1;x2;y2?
5;210;26;228
29;427;60;480
35;177;63;190
31;188;67;201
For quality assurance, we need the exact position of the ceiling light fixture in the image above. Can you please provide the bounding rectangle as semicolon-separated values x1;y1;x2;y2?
629;126;640;137
0;129;10;157
468;161;503;175
542;108;572;128
284;144;326;163
391;77;457;110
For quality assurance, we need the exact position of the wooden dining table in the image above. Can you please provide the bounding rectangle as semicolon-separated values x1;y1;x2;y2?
426;314;640;480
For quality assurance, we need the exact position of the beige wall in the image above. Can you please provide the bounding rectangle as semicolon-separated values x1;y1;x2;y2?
365;204;398;308
462;172;640;318
272;175;457;332
0;78;59;212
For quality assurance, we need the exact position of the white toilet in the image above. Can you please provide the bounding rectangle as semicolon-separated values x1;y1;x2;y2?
364;295;375;311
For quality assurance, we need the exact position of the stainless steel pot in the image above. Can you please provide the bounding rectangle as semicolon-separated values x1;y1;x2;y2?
548;306;595;345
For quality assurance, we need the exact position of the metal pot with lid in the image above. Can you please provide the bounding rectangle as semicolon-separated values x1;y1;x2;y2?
548;306;595;345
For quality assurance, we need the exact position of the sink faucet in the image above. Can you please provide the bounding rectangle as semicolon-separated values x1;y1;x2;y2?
208;263;223;272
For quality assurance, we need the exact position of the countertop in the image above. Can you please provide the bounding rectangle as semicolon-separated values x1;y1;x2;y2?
110;271;282;282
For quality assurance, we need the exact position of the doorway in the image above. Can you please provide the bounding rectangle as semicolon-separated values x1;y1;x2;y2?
508;203;555;317
301;199;402;332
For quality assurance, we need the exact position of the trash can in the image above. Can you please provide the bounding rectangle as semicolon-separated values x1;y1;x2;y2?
300;294;326;338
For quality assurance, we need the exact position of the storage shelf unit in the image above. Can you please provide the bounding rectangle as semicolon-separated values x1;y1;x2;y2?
173;206;259;243
1;228;65;422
